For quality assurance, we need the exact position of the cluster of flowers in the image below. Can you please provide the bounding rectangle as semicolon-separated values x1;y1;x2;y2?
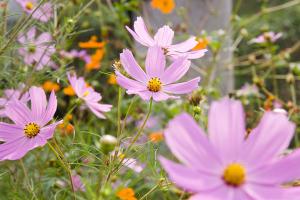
1;1;299;199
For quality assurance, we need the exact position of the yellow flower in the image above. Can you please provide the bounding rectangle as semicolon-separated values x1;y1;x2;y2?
79;36;105;49
85;48;105;71
151;0;175;14
116;188;137;200
63;85;75;96
107;74;117;85
192;37;209;51
149;132;164;143
42;81;60;92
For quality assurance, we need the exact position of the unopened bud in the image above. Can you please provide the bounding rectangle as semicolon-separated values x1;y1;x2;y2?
100;135;118;154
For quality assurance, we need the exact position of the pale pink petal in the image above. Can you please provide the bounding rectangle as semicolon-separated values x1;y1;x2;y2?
115;71;146;92
120;49;148;82
159;157;222;193
188;185;236;200
41;90;57;126
160;57;190;84
152;91;177;101
0;123;24;141
242;112;295;168
5;100;32;126
208;98;246;163
163;77;200;94
29;86;47;120
164;113;222;172
169;37;198;52
126;26;150;47
244;184;287;200
145;46;166;78
154;25;174;47
40;121;62;140
133;17;155;46
0;137;29;161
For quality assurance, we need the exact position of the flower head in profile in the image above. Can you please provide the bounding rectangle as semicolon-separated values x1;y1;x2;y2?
67;72;112;119
71;173;85;192
16;0;53;22
115;46;200;101
250;31;282;44
126;17;207;60
160;98;300;199
0;87;61;161
18;27;55;70
151;0;175;14
0;86;29;117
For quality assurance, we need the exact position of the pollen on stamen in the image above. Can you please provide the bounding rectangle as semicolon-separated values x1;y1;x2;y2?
223;163;246;187
25;2;34;10
24;122;40;138
147;77;162;92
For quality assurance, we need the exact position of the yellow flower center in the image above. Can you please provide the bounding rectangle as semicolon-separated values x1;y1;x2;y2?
24;122;40;138
223;163;246;187
83;91;90;97
147;77;162;92
25;2;34;10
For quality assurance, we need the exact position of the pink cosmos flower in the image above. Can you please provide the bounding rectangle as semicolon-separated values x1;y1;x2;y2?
115;46;200;101
250;31;282;44
126;17;207;60
0;86;29;117
0;86;61;160
160;97;300;199
18;27;56;70
16;0;53;22
67;73;112;119
71;173;85;192
60;50;91;63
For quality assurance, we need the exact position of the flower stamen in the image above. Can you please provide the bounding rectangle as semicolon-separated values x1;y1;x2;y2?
223;163;246;187
147;77;162;92
24;122;40;138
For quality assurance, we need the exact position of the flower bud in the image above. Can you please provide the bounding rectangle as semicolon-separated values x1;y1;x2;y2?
100;135;118;154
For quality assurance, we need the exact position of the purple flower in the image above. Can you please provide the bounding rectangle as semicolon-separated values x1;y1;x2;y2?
122;158;145;173
0;86;61;161
126;17;207;60
67;72;112;119
250;32;282;44
160;97;300;199
60;50;91;63
71;173;85;192
18;27;56;70
16;0;53;22
0;86;29;117
115;46;200;101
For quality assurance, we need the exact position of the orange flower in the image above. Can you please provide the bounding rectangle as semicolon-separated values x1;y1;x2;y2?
63;85;75;96
149;132;164;143
42;81;60;92
116;188;137;200
107;74;117;85
85;48;105;71
151;0;175;14
58;123;74;135
192;37;209;51
79;36;105;49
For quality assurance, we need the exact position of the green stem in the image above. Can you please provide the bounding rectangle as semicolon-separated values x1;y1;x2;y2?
48;143;76;200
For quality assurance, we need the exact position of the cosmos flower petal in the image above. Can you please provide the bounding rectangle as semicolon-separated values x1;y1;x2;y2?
0;137;29;161
244;184;287;200
40;121;62;140
159;157;222;193
164;113;221;171
5;100;31;126
154;25;174;47
163;77;200;94
208;98;246;162
41;90;57;126
160;57;190;84
126;26;150;47
249;148;300;184
87;102;112;119
169;36;198;52
0;123;24;142
133;17;155;46
145;46;166;78
115;71;146;92
188;186;241;200
30;86;47;120
135;91;152;101
152;91;177;101
120;49;148;82
243;112;295;168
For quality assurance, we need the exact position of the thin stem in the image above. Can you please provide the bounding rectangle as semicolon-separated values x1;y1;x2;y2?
139;182;160;200
48;142;76;200
117;88;122;138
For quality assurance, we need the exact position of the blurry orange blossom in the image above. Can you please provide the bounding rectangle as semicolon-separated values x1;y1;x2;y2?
151;0;175;14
